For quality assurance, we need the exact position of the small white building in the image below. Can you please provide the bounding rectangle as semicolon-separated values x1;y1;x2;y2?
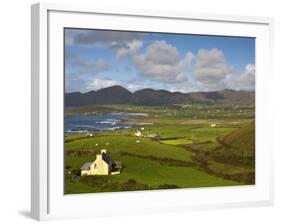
134;130;143;137
86;132;93;137
148;133;161;140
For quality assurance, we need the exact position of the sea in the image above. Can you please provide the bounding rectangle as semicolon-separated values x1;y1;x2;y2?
64;113;142;133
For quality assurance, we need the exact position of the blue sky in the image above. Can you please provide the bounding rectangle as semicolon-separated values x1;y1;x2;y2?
65;28;255;93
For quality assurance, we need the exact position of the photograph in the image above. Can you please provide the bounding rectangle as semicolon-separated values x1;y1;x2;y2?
64;28;255;194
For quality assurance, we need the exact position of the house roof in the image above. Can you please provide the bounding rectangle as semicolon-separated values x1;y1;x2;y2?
114;161;122;166
81;162;92;170
102;153;112;164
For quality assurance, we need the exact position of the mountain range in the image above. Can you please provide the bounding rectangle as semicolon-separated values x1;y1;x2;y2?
65;85;255;107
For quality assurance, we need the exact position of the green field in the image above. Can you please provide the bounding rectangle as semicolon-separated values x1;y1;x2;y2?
64;104;255;194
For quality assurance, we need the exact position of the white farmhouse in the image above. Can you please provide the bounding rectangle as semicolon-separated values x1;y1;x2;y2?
81;149;122;176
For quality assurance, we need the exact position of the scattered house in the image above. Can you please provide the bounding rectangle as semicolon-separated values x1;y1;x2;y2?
141;127;145;131
136;140;140;144
134;130;143;137
81;149;122;176
183;104;192;108
95;143;99;147
86;132;93;137
210;123;217;127
148;133;161;140
173;104;192;108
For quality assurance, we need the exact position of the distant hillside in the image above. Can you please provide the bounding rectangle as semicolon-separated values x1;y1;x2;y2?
65;85;255;107
213;121;255;166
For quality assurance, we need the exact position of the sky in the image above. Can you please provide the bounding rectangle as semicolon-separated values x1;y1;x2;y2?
65;28;255;93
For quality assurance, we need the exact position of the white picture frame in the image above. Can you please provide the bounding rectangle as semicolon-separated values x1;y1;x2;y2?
31;2;274;221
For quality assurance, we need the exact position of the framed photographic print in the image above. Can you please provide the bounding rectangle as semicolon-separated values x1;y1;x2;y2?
31;2;274;221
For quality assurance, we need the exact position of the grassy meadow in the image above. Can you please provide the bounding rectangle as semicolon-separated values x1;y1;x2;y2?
64;104;255;194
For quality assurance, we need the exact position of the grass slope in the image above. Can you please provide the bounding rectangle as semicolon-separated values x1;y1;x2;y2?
65;154;239;194
213;121;255;166
64;104;255;194
65;135;193;162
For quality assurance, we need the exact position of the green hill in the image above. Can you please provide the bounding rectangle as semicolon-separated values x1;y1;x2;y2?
65;85;255;107
213;121;255;166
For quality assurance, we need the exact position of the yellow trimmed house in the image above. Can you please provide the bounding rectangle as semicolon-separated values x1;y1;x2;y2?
81;149;122;176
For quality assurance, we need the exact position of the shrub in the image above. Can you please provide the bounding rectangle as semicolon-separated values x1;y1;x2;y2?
118;179;150;191
158;184;179;189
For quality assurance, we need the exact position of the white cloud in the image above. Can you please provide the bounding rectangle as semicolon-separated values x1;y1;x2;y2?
65;73;87;93
72;30;142;44
165;82;197;93
238;63;255;90
180;52;195;68
65;51;110;76
226;64;255;90
132;40;194;83
65;51;112;92
192;48;232;90
126;83;147;92
145;40;180;65
66;29;144;58
65;30;255;93
111;40;143;58
86;78;120;91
